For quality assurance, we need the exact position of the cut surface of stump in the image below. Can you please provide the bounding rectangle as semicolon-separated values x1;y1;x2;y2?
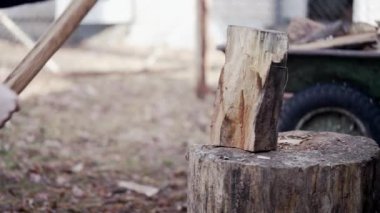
189;131;380;213
210;26;288;152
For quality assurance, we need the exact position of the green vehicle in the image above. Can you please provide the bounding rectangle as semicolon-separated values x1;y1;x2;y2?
279;49;380;143
218;46;380;143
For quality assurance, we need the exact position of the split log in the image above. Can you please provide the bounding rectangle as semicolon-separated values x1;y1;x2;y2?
210;26;288;152
188;131;380;213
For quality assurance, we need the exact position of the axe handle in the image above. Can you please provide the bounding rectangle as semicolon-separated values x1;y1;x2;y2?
4;0;97;94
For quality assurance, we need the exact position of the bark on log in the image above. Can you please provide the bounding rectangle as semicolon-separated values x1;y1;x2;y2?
188;131;380;213
210;26;288;152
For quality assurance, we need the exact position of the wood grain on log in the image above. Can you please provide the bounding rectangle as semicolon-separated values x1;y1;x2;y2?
189;131;380;213
210;26;288;152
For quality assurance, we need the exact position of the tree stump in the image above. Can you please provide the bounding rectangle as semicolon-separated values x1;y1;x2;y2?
210;26;288;152
188;131;380;213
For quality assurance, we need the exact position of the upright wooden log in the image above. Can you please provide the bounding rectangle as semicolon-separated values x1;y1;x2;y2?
188;131;380;213
210;26;288;152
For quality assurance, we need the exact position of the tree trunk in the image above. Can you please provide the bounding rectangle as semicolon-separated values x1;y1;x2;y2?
210;26;288;152
188;131;380;213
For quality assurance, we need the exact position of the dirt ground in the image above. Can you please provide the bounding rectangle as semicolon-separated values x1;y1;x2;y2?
0;39;221;212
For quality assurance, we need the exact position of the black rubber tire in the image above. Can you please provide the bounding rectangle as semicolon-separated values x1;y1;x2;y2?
279;84;380;144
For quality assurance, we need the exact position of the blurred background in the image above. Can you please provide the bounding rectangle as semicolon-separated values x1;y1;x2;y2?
0;0;377;74
0;0;378;211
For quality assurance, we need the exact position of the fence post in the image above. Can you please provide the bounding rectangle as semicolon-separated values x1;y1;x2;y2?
195;0;209;99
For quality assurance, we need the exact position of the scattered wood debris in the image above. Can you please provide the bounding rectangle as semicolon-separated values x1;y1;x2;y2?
117;181;160;197
288;18;379;51
287;18;326;44
71;162;84;173
348;22;377;35
72;185;85;198
278;138;304;146
291;32;378;51
256;155;271;160
278;133;313;146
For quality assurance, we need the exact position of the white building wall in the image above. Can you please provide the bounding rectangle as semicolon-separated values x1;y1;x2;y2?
0;0;281;50
125;0;197;49
55;0;133;24
282;0;308;21
353;0;380;26
126;0;278;49
210;0;277;45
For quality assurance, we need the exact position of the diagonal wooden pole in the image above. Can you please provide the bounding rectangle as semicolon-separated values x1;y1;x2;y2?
0;11;60;73
4;0;97;94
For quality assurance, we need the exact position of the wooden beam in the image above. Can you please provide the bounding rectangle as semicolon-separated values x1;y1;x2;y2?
0;12;60;73
4;0;97;94
290;32;379;51
210;26;288;152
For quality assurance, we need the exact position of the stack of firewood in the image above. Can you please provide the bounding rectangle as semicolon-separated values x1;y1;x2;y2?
288;18;379;51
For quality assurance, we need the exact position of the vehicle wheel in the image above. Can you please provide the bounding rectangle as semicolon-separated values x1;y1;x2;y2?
279;84;380;144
